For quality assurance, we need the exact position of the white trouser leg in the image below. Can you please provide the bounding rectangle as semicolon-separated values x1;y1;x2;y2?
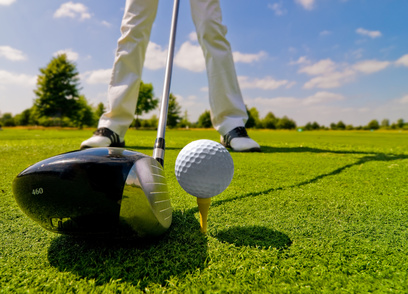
98;0;159;140
190;0;248;136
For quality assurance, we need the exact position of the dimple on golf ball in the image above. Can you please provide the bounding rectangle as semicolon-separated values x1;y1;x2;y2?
175;139;234;198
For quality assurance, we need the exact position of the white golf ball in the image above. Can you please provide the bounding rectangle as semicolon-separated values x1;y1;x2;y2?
175;139;234;198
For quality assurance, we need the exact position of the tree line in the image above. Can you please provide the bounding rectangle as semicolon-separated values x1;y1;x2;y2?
1;54;407;131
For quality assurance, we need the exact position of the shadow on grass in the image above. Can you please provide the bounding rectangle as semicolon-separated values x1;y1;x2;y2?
46;146;407;288
214;225;292;250
213;147;408;207
288;152;408;189
47;210;208;289
260;145;393;155
125;145;180;151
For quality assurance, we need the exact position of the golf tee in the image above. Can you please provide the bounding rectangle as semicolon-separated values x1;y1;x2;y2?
197;197;211;234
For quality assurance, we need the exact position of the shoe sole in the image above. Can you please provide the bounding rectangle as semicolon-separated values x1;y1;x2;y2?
220;142;261;153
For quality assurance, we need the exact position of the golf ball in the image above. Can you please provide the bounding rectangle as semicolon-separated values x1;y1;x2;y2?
175;139;234;198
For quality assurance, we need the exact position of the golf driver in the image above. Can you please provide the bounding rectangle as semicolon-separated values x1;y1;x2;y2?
12;0;181;238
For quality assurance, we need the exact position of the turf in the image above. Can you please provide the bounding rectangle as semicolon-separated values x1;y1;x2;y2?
1;128;407;293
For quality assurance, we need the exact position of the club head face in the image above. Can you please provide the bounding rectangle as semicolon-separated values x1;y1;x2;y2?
12;147;172;238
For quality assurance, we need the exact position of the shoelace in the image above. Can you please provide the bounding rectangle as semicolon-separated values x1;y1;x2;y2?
94;128;121;144
222;127;249;147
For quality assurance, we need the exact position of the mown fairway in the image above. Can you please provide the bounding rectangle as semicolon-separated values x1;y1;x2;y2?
1;128;407;293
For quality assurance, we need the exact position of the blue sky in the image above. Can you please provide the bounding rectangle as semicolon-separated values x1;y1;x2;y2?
0;0;407;126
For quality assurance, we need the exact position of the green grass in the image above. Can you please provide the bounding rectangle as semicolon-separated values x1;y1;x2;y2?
1;128;408;293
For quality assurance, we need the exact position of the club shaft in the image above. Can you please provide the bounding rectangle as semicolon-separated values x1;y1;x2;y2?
153;0;180;166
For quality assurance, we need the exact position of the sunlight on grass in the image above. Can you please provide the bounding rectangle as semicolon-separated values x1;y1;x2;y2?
1;128;407;292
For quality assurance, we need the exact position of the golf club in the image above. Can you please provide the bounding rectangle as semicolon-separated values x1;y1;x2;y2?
12;0;181;238
153;0;180;167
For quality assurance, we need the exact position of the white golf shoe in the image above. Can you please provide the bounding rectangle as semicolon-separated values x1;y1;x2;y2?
220;127;261;152
80;128;125;149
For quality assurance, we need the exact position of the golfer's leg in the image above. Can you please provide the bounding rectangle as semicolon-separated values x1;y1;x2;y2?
99;0;159;140
189;0;248;136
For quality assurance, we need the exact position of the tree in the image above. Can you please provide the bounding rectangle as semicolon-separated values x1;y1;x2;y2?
136;82;159;117
14;109;32;126
277;116;297;130
34;54;81;122
197;110;212;128
179;110;191;128
28;105;41;125
132;82;159;129
367;119;380;130
336;121;346;130
304;121;320;131
329;121;346;130
95;103;105;119
397;118;405;129
167;93;182;128
261;112;278;129
346;124;354;130
312;121;320;130
71;95;95;128
304;122;313;130
0;113;15;126
148;115;159;129
381;119;390;128
246;107;260;129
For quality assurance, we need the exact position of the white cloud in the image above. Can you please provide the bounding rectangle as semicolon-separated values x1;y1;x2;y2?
0;46;27;61
251;96;298;109
144;42;168;70
290;56;311;65
303;91;345;105
101;20;112;28
177;94;208;122
53;49;79;61
174;94;203;109
295;0;315;10
82;69;111;85
175;42;206;72
353;60;390;74
185;32;267;64
249;91;344;110
396;95;408;104
0;0;16;6
303;69;356;89
146;35;265;72
238;76;294;90
395;54;408;67
288;47;297;54
297;57;392;89
54;2;91;20
189;32;198;42
246;93;408;127
147;33;204;72
233;51;267;63
351;48;364;59
268;3;287;16
319;30;332;36
0;70;36;86
356;28;382;39
298;59;337;75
